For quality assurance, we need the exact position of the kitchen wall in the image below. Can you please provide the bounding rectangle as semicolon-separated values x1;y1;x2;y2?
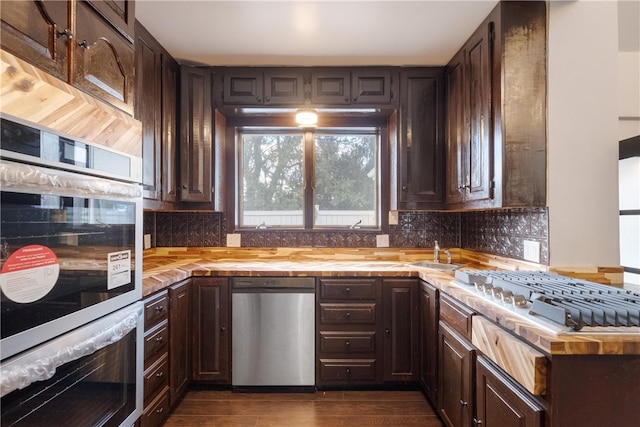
144;207;549;264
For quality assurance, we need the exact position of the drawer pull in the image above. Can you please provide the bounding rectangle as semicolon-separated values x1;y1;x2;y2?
156;371;164;378
345;368;351;375
156;407;164;414
345;340;351;347
155;336;164;343
155;305;164;312
473;418;483;426
460;400;468;407
345;312;351;319
345;287;351;294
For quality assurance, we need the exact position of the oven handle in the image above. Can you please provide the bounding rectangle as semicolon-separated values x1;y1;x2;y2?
0;302;143;397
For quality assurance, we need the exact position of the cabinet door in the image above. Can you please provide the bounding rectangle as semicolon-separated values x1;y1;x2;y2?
475;356;543;427
420;281;439;406
439;321;475;427
180;66;213;202
84;0;135;42
382;279;419;382
264;69;305;105
445;50;466;206
73;1;134;114
398;68;446;209
192;277;230;382
0;0;70;82
465;23;493;204
161;53;179;202
311;69;351;105
223;69;263;104
135;20;162;200
351;69;393;104
169;279;191;408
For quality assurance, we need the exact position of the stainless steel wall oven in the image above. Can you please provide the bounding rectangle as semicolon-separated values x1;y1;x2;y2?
0;117;143;426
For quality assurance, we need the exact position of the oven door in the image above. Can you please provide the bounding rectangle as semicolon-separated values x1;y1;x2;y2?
0;160;142;359
0;302;143;427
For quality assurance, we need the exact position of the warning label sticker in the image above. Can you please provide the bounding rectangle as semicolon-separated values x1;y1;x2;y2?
0;245;60;303
107;250;131;290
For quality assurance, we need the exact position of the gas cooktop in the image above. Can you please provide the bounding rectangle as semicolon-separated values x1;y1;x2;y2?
454;270;640;331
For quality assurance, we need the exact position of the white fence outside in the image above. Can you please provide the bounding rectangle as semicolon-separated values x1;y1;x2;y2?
242;209;376;227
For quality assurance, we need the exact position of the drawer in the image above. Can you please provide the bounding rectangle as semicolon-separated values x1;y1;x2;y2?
319;279;377;301
144;353;169;406
144;291;168;330
144;320;168;368
440;293;475;339
319;359;377;381
319;331;376;353
141;388;170;427
319;303;376;324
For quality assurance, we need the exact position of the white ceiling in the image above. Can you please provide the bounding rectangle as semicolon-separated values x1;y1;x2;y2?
135;0;500;67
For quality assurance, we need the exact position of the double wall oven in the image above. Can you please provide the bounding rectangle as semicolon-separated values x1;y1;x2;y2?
0;117;144;426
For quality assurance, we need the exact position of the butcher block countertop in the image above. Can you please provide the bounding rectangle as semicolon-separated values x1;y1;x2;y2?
142;247;639;356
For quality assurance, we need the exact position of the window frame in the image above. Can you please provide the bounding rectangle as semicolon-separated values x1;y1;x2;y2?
230;114;390;233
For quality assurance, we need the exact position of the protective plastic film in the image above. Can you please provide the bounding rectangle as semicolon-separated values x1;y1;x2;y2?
0;302;142;397
0;160;141;200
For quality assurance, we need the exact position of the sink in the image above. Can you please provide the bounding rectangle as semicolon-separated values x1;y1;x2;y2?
407;261;461;271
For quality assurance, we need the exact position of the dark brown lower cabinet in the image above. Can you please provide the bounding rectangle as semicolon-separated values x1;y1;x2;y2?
168;279;191;407
420;280;439;406
382;278;419;382
438;321;475;427
474;356;543;427
191;277;230;382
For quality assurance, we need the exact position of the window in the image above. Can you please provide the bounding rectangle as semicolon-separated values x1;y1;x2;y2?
237;126;381;229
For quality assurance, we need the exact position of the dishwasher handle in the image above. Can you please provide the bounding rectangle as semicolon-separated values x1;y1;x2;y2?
231;277;316;292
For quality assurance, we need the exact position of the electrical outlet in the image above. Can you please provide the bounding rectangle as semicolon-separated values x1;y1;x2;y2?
389;211;399;225
227;233;241;247
376;234;389;248
523;240;541;263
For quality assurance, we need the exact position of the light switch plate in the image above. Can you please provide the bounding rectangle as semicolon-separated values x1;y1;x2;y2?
143;234;152;250
227;233;241;247
376;234;390;248
389;211;399;225
523;240;541;263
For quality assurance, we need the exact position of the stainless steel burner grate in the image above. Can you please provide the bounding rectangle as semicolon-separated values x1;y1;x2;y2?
454;270;640;330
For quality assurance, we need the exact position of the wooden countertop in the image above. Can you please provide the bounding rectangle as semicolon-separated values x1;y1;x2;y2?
142;247;639;356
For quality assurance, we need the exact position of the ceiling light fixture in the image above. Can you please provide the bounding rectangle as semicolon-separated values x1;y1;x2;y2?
295;109;318;127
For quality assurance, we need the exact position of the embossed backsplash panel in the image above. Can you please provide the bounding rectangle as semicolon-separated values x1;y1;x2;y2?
144;207;549;264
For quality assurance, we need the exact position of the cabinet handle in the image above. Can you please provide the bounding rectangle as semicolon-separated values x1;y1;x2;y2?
345;312;351;319
402;186;408;191
265;96;270;102
385;328;390;335
156;408;164;414
156;371;164;378
344;96;349;102
57;29;73;40
345;340;351;347
459;400;468;407
155;336;164;343
257;97;262;103
345;287;351;294
182;185;187;189
78;40;93;50
155;305;164;312
473;419;483;426
221;326;227;333
352;96;358;102
345;368;351;375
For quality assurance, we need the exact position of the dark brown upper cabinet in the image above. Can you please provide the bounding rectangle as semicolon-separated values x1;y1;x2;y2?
396;67;446;210
310;69;351;105
1;0;135;115
221;68;305;105
0;0;70;82
351;68;395;105
446;1;547;209
135;19;179;206
84;0;135;42
180;66;213;202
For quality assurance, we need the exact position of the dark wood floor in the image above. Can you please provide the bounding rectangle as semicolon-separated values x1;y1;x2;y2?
164;389;444;426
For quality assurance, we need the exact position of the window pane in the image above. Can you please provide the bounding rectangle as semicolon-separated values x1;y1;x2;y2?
314;131;378;228
240;133;304;227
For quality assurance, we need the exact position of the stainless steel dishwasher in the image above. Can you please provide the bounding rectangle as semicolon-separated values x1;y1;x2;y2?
231;277;315;389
